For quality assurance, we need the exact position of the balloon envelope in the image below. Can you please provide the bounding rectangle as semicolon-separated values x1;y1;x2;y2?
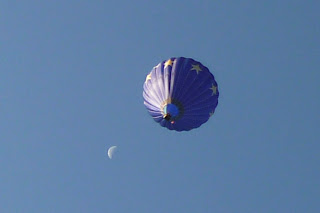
143;57;219;131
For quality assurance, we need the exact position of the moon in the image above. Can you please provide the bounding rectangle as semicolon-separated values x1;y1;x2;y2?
107;146;117;159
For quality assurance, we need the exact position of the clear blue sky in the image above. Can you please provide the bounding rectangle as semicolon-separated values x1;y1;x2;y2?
1;1;319;212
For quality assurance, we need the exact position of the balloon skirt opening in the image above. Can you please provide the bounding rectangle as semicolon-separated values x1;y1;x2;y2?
163;104;179;119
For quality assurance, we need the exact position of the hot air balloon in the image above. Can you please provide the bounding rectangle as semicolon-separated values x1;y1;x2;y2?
143;57;219;131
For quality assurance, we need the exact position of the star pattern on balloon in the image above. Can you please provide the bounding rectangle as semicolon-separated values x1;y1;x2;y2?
145;73;152;83
190;64;202;74
210;84;217;95
209;110;214;117
164;59;173;68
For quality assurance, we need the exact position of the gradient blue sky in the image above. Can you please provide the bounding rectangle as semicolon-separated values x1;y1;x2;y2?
1;1;319;212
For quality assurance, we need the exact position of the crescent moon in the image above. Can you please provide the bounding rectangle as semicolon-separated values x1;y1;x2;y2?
107;146;117;159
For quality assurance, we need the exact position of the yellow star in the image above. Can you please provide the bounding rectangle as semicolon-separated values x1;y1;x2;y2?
210;84;217;95
164;59;173;68
145;73;152;83
209;111;214;117
190;64;202;74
